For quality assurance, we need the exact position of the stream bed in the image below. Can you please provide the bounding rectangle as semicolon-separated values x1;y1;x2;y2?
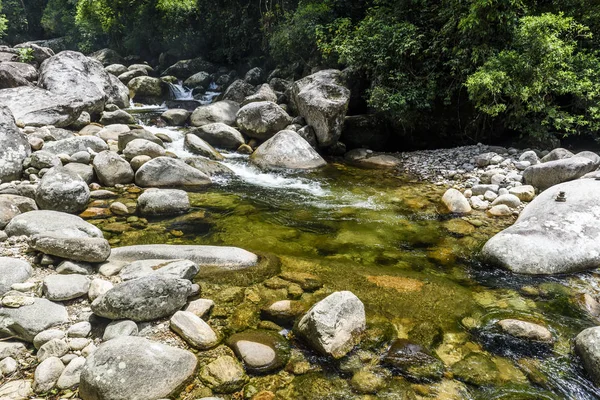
91;108;600;399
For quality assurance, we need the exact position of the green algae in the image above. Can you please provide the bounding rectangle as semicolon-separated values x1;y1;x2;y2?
89;163;598;399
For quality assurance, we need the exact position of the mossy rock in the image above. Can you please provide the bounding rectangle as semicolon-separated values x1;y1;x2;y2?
451;352;500;386
383;339;445;382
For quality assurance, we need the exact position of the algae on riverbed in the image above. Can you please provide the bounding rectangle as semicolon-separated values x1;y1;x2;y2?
88;164;600;399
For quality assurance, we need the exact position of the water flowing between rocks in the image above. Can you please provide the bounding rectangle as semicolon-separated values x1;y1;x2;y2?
81;108;600;399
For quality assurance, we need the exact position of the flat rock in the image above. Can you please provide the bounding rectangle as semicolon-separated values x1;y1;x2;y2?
43;274;90;301
108;244;258;270
91;275;192;321
0;380;33;400
5;210;103;238
523;156;596;190
138;189;190;216
79;336;197;400
481;179;600;274
119;259;199;281
199;355;248;394
31;234;111;263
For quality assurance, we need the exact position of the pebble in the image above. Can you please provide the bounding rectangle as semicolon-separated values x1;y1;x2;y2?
0;356;18;375
67;321;92;338
33;356;64;393
185;299;214;318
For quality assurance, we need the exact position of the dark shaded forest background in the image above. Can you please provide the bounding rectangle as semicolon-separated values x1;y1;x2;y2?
3;0;600;148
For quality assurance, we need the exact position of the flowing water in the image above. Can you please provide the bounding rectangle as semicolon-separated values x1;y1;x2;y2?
93;113;600;399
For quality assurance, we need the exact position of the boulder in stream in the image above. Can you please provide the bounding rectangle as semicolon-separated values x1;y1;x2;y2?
481;179;600;274
250;130;327;170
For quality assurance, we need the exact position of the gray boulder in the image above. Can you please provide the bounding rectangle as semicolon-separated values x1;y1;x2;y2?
250;130;326;170
79;336;197;400
190;101;239;127
0;62;36;88
0;106;31;183
523;156;597;190
99;109;135;125
186;157;235;178
39;50;128;114
92;151;134;186
189;123;245;150
63;163;95;185
122;139;166;160
236;101;292;140
117;129;163;151
42;136;108;156
0;298;69;342
105;64;128;76
481;179;600;274
541;148;574;162
223;79;256;103
241;83;277;106
290;69;350;147
137;189;190;216
244;67;264;85
35;166;90;214
107;244;258;270
5;210;103;238
161;108;190;126
96;124;130;142
184;71;212;89
0;194;38;229
184;134;224;160
575;326;600;385
43;274;90;301
135;157;211;189
118;68;146;85
0;86;83;127
0;257;32;296
128;76;165;104
91;276;192;321
294;291;366;358
162;57;216;79
30;234;111;263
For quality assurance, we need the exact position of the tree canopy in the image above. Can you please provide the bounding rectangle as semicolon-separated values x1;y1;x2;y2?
3;0;600;146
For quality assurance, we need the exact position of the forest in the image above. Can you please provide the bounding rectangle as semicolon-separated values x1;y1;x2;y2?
2;0;600;148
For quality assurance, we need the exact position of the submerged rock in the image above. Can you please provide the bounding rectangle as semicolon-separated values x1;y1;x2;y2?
91;275;192;321
481;180;600;274
294;291;366;359
250;130;327;170
79;336;197;400
199;355;248;394
383;339;444;381
226;329;290;374
497;319;553;343
450;352;499;386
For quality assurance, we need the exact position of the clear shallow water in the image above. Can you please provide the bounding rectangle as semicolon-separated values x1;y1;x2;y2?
96;119;600;399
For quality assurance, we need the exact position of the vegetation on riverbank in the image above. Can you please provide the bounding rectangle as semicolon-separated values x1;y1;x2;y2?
2;0;600;146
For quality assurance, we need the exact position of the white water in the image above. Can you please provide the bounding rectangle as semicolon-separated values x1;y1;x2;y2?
127;99;167;112
168;81;194;100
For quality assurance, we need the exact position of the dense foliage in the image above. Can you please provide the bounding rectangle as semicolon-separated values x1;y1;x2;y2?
3;0;600;145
